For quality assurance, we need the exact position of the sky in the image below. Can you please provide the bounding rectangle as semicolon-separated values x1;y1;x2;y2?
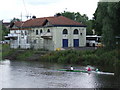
0;0;100;22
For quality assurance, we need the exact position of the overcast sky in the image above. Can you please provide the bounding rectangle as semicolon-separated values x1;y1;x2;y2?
0;0;100;22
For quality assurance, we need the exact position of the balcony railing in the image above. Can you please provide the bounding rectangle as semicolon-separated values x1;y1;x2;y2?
5;33;18;40
41;33;52;39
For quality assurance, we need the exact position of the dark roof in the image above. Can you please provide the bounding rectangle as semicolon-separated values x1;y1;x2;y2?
3;22;10;28
23;18;45;28
14;21;24;28
9;21;24;29
3;22;10;26
46;16;85;26
13;16;86;29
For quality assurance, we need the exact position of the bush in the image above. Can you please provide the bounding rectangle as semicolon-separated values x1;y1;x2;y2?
99;51;118;66
82;54;99;65
57;56;66;63
16;50;34;60
40;49;120;67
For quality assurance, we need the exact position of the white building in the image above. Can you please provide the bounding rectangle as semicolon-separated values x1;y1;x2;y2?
6;16;86;51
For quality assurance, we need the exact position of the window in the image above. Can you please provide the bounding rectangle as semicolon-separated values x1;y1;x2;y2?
36;30;38;35
40;29;42;34
80;33;82;36
21;31;24;35
73;29;79;34
26;38;29;43
34;40;36;44
25;31;27;35
63;29;68;34
47;29;50;33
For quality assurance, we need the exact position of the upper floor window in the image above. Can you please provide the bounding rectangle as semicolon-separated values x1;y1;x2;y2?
21;31;24;35
80;33;82;36
63;29;68;34
73;29;79;34
25;31;27;35
14;31;16;33
47;29;50;33
40;29;43;34
36;30;38;35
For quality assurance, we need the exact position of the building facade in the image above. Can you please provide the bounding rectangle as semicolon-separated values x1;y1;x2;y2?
6;16;86;51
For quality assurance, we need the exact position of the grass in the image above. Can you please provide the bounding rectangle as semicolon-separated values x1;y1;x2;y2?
2;44;120;68
16;50;36;60
2;44;13;58
0;44;2;60
2;44;48;61
40;48;120;67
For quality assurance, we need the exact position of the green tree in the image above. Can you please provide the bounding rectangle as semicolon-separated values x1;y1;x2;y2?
0;21;2;41
60;11;93;35
93;2;120;49
114;2;120;36
61;11;75;20
102;17;115;49
93;2;108;35
11;17;21;22
2;25;9;40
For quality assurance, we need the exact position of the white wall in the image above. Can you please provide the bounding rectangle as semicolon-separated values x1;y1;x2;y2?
52;27;86;50
9;26;86;51
10;30;30;49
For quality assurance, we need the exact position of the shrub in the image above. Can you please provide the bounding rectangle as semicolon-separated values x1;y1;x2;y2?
82;54;99;65
16;50;34;60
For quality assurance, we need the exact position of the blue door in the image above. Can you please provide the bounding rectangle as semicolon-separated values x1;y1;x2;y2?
63;39;68;47
74;39;79;47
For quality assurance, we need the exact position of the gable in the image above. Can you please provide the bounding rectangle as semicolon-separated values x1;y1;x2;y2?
43;20;53;27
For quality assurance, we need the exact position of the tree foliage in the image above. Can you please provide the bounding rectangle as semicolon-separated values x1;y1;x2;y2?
2;25;9;40
59;11;93;35
93;2;120;49
11;17;21;22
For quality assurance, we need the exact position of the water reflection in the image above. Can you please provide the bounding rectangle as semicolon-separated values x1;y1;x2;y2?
0;60;11;88
0;60;119;89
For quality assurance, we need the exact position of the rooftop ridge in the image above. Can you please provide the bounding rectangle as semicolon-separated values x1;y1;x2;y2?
12;16;86;28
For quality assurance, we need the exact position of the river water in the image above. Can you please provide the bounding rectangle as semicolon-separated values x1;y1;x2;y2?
0;60;120;89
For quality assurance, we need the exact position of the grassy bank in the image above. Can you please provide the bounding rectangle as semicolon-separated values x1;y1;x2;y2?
0;44;2;60
2;44;15;59
40;48;120;67
2;44;47;61
2;44;120;67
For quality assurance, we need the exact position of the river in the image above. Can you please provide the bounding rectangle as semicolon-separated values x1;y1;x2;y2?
0;60;120;89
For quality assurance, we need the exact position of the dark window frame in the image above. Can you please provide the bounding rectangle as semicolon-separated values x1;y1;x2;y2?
63;29;68;34
40;29;43;34
73;29;79;34
36;30;39;35
47;29;50;33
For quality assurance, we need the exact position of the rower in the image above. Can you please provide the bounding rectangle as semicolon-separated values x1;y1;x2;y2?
87;67;91;71
96;68;99;72
70;66;73;70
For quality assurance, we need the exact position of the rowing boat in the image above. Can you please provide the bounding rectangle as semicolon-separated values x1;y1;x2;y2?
57;69;114;75
57;69;88;73
91;71;114;75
